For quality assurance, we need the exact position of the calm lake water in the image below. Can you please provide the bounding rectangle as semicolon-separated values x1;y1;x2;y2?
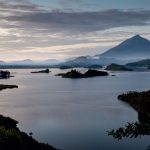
0;69;150;150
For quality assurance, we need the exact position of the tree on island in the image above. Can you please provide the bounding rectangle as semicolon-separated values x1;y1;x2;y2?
0;71;11;79
56;69;108;78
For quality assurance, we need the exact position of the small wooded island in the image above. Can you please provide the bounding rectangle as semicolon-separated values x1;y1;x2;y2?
31;69;50;74
105;63;133;71
0;84;18;91
56;69;109;78
0;70;13;79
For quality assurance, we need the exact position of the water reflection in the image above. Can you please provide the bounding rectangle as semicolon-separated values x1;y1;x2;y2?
1;69;150;150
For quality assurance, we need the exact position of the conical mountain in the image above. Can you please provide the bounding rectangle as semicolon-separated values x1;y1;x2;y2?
99;35;150;59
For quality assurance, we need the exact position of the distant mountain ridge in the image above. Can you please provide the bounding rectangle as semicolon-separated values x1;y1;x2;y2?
1;35;150;68
0;59;62;68
98;35;150;59
126;59;150;68
58;35;150;68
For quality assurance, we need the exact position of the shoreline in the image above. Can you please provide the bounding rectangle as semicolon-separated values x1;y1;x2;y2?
0;84;58;150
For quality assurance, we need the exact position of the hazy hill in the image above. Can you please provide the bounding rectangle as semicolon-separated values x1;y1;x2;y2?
57;56;103;68
0;59;62;69
58;35;150;68
106;63;133;71
126;59;150;68
1;35;150;68
98;35;150;59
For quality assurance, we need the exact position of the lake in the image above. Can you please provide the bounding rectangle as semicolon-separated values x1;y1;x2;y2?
0;69;150;150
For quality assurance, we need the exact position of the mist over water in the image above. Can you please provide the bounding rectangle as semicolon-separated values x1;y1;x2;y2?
0;69;150;150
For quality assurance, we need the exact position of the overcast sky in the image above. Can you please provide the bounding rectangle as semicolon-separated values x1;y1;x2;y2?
0;0;150;61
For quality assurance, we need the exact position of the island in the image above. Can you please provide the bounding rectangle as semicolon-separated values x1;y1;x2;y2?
105;63;133;71
31;69;50;74
56;69;109;78
0;84;18;91
0;70;13;79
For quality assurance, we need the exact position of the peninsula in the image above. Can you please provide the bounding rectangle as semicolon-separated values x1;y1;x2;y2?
118;90;150;112
0;84;18;91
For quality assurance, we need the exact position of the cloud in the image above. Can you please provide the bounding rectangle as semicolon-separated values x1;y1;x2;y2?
0;1;150;34
58;0;82;6
0;1;150;60
0;0;41;15
3;9;150;34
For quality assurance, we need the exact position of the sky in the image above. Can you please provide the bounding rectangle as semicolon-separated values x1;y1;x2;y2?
0;0;150;61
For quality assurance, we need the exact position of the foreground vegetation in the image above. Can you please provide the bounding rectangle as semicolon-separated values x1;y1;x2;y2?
108;122;150;140
0;115;58;150
108;90;150;150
